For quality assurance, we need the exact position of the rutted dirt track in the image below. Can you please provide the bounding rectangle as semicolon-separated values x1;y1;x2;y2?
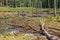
0;12;60;40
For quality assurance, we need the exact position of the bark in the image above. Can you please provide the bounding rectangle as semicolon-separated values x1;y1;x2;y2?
39;21;58;40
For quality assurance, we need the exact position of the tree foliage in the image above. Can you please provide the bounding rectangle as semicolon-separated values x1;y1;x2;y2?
0;0;60;8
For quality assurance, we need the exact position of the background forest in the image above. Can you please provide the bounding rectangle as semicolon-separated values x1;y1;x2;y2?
0;0;60;8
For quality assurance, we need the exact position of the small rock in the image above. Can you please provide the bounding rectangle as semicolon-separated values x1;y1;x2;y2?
25;33;34;36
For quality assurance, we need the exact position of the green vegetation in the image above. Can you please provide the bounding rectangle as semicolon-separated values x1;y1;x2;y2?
0;0;60;8
0;7;36;11
0;7;60;13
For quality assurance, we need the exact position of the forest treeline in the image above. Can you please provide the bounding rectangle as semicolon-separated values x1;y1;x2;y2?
0;0;60;8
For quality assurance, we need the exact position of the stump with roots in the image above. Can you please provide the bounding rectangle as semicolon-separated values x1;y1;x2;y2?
39;21;58;40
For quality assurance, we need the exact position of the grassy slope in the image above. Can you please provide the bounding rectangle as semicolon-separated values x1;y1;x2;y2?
0;7;60;12
0;7;35;11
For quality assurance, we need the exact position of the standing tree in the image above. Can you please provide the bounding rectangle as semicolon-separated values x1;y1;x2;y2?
1;0;4;6
4;0;8;6
54;0;57;17
0;0;3;7
44;0;47;8
13;0;16;8
28;0;31;7
6;0;8;6
47;0;50;14
48;0;50;9
40;0;42;14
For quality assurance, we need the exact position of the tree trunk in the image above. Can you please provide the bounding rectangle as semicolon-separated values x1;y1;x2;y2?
39;21;58;40
54;0;57;17
48;0;50;14
13;0;16;8
40;0;42;14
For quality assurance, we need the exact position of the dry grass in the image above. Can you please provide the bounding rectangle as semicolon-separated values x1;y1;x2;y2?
0;12;60;40
0;33;48;40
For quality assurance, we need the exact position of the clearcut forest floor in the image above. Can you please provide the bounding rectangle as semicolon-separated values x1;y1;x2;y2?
0;11;60;40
